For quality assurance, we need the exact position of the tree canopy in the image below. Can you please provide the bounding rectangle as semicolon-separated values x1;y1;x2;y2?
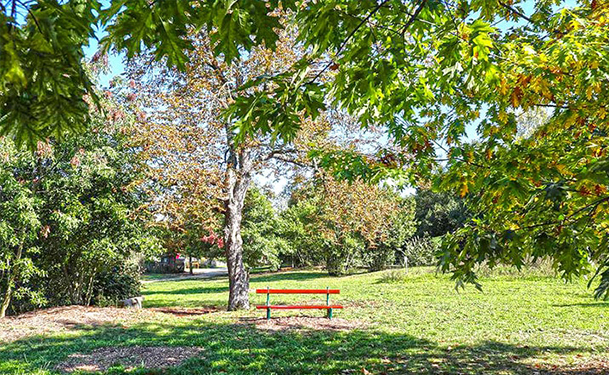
2;0;608;297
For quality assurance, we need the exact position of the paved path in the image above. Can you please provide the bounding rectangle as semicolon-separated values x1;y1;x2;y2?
143;268;228;283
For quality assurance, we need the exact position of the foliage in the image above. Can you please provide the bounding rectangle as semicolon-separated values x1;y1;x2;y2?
0;99;158;315
1;0;300;146
402;236;439;267
0;0;99;147
280;175;407;275
414;189;469;238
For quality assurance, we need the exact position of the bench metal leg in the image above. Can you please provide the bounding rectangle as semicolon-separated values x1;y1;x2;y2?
327;308;333;319
266;308;271;320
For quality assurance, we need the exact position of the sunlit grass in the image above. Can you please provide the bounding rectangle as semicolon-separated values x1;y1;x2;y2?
1;268;607;374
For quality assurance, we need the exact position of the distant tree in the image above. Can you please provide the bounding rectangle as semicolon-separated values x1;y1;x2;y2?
414;190;469;238
202;187;290;271
368;197;417;271
241;188;291;271
281;174;404;275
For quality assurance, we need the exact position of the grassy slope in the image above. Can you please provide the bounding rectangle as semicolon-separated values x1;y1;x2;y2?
1;268;608;374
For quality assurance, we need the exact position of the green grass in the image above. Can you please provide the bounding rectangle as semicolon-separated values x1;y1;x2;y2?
1;268;608;374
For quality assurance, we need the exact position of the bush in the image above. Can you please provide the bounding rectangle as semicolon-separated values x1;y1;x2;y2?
402;236;439;267
93;265;142;307
326;235;366;276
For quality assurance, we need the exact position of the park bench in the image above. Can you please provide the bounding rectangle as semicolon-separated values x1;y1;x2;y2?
256;287;343;319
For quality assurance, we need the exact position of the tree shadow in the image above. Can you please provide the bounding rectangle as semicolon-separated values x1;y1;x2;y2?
552;302;609;308
0;318;605;375
142;286;230;296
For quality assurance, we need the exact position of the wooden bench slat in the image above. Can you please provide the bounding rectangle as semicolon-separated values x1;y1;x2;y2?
255;289;340;294
256;305;343;310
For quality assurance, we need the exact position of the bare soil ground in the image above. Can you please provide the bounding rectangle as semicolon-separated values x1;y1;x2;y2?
55;345;204;373
0;306;163;343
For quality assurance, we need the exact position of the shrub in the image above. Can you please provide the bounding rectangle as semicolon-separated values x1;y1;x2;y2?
401;236;439;267
93;265;142;307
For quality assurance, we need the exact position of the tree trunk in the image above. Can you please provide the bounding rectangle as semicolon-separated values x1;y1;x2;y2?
224;147;252;311
1;244;23;318
189;255;194;275
1;266;14;318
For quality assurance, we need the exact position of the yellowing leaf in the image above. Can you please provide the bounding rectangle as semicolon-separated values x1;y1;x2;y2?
459;183;469;197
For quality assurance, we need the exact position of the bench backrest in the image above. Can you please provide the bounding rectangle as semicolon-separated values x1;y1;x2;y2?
255;289;340;294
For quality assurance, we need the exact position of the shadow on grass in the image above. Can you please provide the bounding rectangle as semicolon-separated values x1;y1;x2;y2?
142;286;230;296
0;319;604;375
552;302;609;308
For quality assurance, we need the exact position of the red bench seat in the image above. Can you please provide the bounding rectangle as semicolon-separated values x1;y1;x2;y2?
255;288;343;319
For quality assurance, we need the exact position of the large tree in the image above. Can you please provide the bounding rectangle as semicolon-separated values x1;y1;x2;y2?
218;1;609;297
120;26;348;309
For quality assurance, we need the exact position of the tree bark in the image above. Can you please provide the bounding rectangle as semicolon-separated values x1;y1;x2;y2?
1;244;23;318
1;264;14;318
224;147;252;310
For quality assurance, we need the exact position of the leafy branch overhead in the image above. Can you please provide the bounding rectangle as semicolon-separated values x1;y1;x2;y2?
2;0;609;297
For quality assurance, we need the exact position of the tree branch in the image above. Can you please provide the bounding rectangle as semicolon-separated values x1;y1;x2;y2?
517;196;609;231
401;0;428;36
308;0;391;84
497;0;534;24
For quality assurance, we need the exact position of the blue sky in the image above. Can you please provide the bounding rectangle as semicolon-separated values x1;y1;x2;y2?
83;34;124;88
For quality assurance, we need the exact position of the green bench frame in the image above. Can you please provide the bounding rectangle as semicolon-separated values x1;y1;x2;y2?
256;287;343;319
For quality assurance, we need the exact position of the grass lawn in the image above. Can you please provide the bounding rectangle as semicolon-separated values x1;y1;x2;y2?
1;268;608;374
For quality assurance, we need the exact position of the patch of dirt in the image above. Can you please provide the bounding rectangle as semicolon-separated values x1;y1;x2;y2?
56;345;204;373
0;306;163;343
245;316;368;331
